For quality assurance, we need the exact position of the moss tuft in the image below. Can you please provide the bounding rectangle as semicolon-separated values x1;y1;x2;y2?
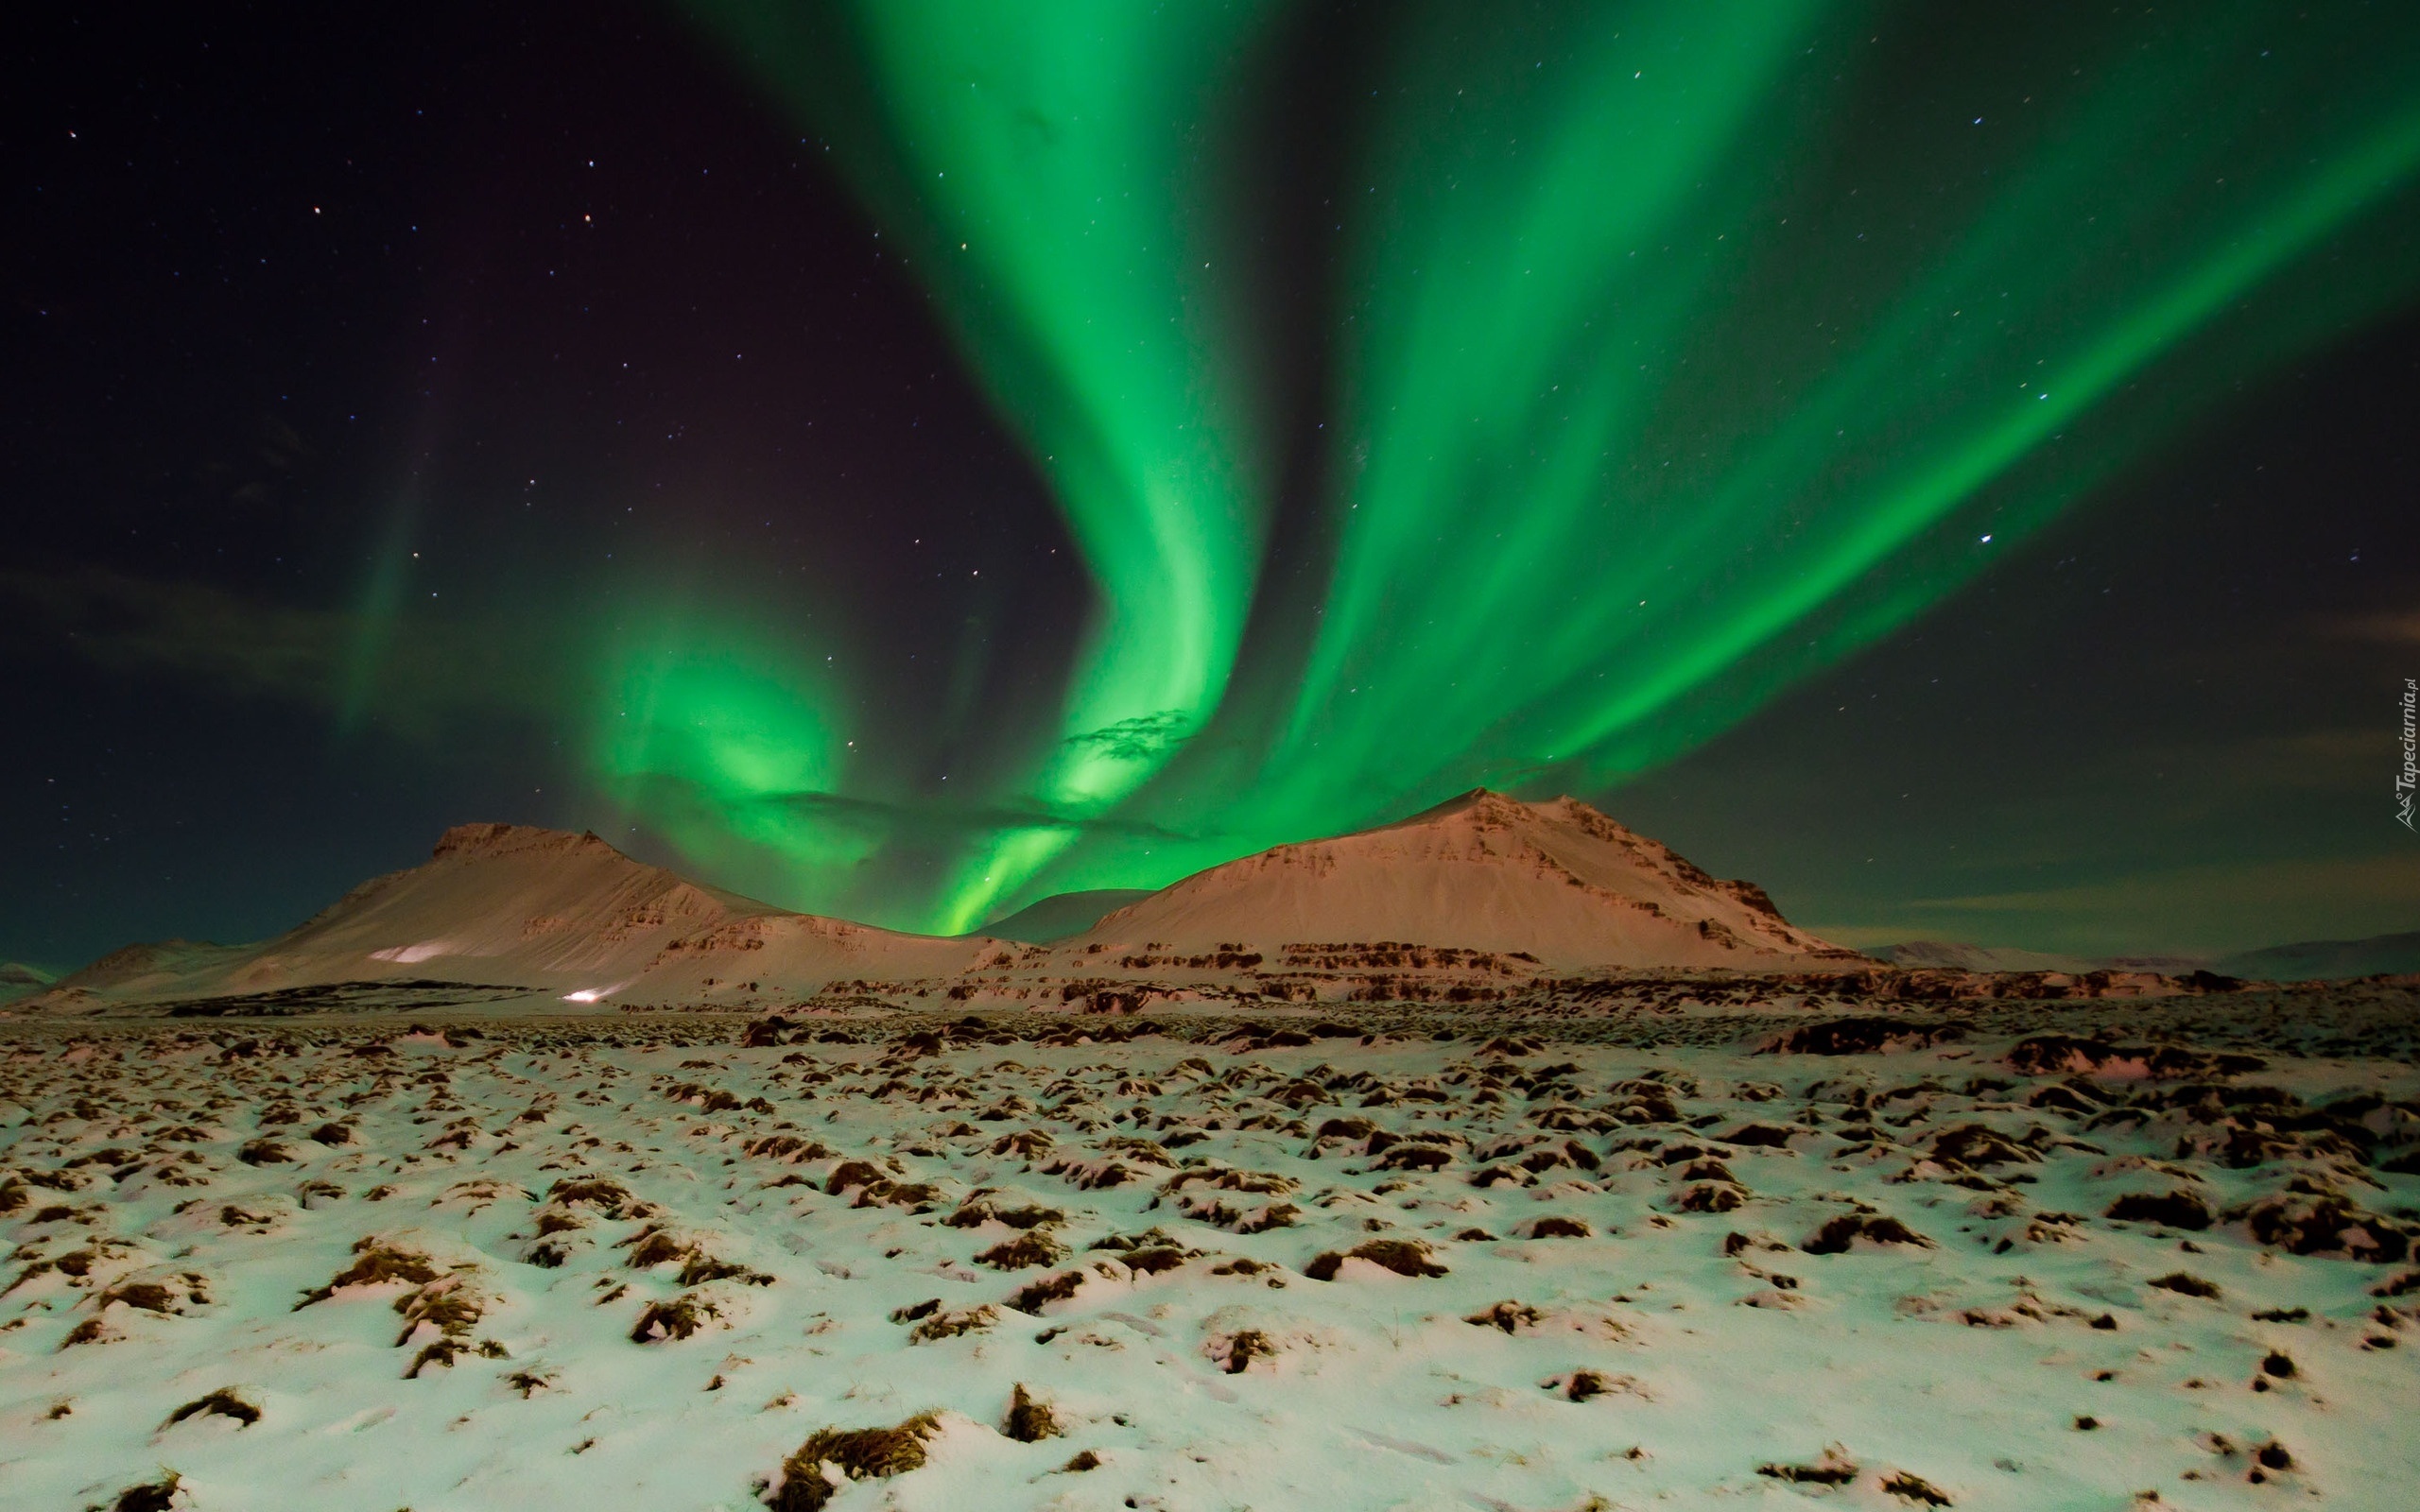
2104;1191;2211;1230
1880;1469;1953;1505
769;1412;940;1512
1003;1383;1061;1441
1305;1239;1448;1280
976;1232;1066;1271
162;1388;259;1430
294;1241;440;1308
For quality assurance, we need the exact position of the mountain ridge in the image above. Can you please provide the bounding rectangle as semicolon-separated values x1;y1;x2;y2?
1063;788;1858;971
31;794;2377;1016
23;823;993;1014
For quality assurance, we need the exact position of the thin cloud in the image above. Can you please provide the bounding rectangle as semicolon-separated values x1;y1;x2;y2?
0;564;560;736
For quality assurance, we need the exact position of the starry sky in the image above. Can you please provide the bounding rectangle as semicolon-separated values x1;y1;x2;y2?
6;1;2418;972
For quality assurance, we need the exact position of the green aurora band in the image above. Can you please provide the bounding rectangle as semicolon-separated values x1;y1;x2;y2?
641;1;2420;933
1233;3;2420;852
693;0;1283;929
596;606;873;898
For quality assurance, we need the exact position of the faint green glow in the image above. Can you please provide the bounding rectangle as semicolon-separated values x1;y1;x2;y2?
592;610;873;902
337;494;417;731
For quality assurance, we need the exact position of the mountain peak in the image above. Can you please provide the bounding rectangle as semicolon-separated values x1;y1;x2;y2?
1074;788;1850;969
1377;787;1617;834
431;823;621;863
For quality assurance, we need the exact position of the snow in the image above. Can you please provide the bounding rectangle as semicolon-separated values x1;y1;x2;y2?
2;1015;2415;1511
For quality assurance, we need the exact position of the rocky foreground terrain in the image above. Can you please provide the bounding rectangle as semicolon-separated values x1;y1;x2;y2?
3;989;2417;1511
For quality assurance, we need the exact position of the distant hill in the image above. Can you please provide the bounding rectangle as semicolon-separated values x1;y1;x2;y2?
2216;931;2420;982
24;823;997;1014
1871;940;2100;972
60;798;2358;1018
980;888;1155;944
1069;789;1858;971
1873;930;2420;982
0;961;56;1004
17;798;1858;1012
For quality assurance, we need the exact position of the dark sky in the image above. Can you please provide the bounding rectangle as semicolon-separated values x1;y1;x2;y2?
5;2;2416;971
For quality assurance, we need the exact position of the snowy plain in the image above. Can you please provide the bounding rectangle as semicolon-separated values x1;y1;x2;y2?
2;1011;2415;1511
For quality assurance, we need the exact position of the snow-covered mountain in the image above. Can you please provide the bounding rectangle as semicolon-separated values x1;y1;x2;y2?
23;795;1865;1013
23;823;995;1013
1066;790;1858;971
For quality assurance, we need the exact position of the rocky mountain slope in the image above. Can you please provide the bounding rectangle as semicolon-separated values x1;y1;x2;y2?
20;823;994;1014
1066;790;1859;971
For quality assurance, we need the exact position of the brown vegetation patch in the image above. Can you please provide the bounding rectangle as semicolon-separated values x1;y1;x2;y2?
2007;1036;2264;1079
1929;1125;2039;1169
908;1304;997;1343
1675;1182;1745;1213
976;1232;1066;1271
1003;1383;1061;1441
547;1177;654;1220
101;1472;183;1512
393;1272;490;1375
1208;1328;1277;1374
1554;1368;1639;1401
1522;1216;1594;1239
294;1241;439;1307
1758;1448;1859;1485
743;1135;836;1163
1804;1214;1933;1254
770;1412;940;1512
163;1387;260;1429
1305;1239;1448;1280
945;1195;1064;1230
1123;1246;1190;1275
99;1273;209;1314
679;1251;774;1287
59;1316;115;1349
1007;1269;1089;1315
623;1228;687;1268
2237;1191;2410;1263
853;1179;942;1213
1764;1019;1965;1056
1175;1194;1301;1231
2104;1191;2212;1229
1162;1166;1300;1196
1466;1300;1546;1333
1881;1469;1953;1505
822;1160;889;1195
632;1291;720;1343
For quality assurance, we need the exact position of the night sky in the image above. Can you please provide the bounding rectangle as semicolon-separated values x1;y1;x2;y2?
7;2;2417;973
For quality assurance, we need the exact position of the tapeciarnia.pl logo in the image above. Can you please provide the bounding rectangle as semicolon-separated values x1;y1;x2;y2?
2400;676;2417;832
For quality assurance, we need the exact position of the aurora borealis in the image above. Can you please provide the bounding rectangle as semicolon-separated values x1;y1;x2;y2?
701;0;1287;929
6;2;2419;969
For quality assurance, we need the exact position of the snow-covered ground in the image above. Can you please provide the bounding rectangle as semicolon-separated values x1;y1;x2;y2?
3;1014;2414;1511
